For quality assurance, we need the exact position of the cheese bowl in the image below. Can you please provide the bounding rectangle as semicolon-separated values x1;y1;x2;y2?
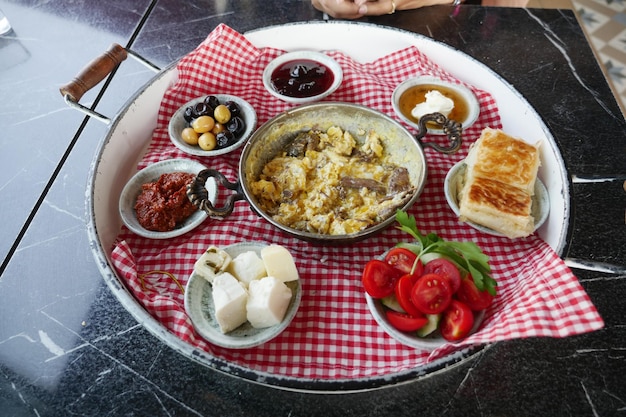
184;242;302;349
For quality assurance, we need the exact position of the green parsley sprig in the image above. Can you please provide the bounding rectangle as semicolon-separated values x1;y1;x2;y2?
395;210;497;296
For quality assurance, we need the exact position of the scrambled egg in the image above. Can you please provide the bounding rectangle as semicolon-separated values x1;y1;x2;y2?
250;126;414;235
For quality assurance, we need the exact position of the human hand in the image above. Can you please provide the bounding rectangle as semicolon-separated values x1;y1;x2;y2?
312;0;457;19
311;0;365;19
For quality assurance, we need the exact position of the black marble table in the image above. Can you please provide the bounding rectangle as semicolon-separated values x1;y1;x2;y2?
1;0;625;415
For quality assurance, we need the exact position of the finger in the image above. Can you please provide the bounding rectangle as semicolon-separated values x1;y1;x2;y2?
359;0;396;16
313;0;365;19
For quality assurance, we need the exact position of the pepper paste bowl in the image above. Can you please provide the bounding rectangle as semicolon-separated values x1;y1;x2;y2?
118;158;216;239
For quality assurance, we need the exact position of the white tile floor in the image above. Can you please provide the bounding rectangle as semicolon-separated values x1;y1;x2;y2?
572;0;626;116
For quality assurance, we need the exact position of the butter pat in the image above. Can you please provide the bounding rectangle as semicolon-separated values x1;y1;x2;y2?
246;277;292;329
212;272;248;333
194;246;232;284
227;251;267;287
411;90;454;119
260;245;299;283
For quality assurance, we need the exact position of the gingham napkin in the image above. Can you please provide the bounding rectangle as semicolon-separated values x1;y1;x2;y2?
111;24;603;380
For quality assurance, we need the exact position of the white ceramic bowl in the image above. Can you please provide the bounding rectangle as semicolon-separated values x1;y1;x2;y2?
365;248;485;351
118;158;217;239
391;76;480;135
262;50;343;104
366;293;485;351
168;94;257;156
444;161;550;237
184;242;302;349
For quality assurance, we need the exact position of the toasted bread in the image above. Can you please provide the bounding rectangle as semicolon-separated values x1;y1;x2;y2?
458;128;540;238
458;175;534;238
464;128;540;195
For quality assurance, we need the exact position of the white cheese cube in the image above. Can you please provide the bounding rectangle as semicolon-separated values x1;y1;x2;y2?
194;246;231;284
227;251;267;287
246;276;292;329
212;272;248;333
260;245;299;283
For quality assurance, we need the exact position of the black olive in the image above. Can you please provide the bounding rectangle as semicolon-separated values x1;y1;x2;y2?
193;102;210;118
183;106;194;122
226;116;246;136
216;131;236;148
204;95;220;109
224;100;241;117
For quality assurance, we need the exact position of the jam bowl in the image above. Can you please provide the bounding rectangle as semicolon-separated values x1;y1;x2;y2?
262;50;343;104
392;76;480;135
168;94;257;157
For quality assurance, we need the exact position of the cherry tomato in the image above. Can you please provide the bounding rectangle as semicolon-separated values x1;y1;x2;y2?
410;273;453;315
456;277;494;311
440;300;474;341
362;259;402;299
394;274;423;317
384;247;423;277
385;310;428;332
423;258;461;294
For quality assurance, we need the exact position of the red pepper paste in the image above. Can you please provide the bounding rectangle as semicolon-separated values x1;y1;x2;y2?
134;172;198;232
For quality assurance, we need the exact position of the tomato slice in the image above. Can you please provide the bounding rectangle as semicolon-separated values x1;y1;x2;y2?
410;273;453;315
394;274;423;317
385;310;428;332
456;277;494;311
440;300;474;341
362;259;402;299
423;258;461;294
384;247;423;277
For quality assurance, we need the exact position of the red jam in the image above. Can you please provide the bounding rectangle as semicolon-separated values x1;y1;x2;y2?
270;59;335;98
134;172;198;232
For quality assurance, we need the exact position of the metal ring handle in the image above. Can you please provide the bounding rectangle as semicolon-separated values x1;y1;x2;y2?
187;169;245;218
413;112;463;154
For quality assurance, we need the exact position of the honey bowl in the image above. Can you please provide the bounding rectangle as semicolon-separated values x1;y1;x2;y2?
392;76;480;135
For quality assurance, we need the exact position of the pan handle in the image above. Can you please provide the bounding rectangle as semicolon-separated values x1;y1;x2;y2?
59;43;128;124
187;169;245;217
413;112;463;154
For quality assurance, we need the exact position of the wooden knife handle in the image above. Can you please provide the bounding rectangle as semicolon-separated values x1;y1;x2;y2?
59;43;128;102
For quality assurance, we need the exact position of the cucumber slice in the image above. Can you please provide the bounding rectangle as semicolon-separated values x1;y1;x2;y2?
419;252;444;265
416;313;441;337
381;294;405;313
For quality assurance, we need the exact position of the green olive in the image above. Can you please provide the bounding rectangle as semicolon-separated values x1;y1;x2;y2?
191;115;215;133
212;122;226;135
181;127;199;145
213;105;231;124
198;132;217;151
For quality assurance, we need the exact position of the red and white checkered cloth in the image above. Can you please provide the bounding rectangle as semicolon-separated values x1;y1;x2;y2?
111;24;603;380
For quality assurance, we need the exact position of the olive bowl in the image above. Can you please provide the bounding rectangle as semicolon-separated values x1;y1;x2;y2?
187;102;462;245
168;94;257;157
